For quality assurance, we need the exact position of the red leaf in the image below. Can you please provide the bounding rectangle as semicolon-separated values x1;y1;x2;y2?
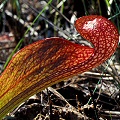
0;15;119;119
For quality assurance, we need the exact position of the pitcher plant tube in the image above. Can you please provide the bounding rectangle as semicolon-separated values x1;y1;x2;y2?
0;15;119;119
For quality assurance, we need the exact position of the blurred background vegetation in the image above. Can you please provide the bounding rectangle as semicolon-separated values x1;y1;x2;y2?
0;0;120;120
